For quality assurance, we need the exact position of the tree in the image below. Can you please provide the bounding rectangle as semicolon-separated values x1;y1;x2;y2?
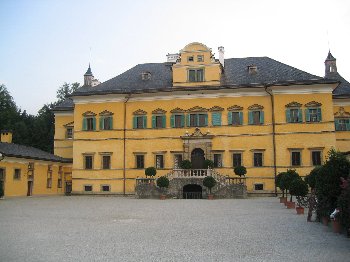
145;167;157;178
56;82;80;102
204;159;214;169
282;169;301;202
234;166;247;177
203;176;217;194
289;179;308;207
276;172;287;198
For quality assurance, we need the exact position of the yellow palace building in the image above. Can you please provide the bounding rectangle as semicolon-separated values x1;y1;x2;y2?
53;42;350;196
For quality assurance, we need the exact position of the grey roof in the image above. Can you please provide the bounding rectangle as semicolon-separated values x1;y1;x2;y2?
54;98;74;111
84;64;92;76
326;72;350;96
326;51;336;61
0;142;72;163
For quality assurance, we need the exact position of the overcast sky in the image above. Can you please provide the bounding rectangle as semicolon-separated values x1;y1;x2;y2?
1;0;349;115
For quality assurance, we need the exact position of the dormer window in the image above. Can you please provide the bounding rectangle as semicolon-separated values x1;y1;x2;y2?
141;72;151;81
248;65;258;74
188;56;194;62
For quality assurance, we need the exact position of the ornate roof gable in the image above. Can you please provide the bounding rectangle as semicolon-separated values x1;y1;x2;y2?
63;121;74;127
170;107;186;113
133;109;147;115
209;106;224;112
227;105;243;111
334;107;350;118
82;111;96;116
99;110;114;116
152;108;167;114
248;104;264;110
187;106;208;112
305;101;322;107
285;102;302;108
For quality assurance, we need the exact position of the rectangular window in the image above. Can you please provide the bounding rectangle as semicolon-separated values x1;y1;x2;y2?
211;112;222;126
102;155;111;169
189;114;207;127
198;114;206;126
232;153;242;167
101;185;110;192
254;184;264;190
13;169;21;180
84;185;92;192
188;69;204;82
66;127;73;139
190;114;197;127
291;109;301;123
137;116;145;129
306;108;322;122
197;55;204;62
85;155;93;170
155;155;164;169
47;172;52;188
253;153;263;167
213;154;222;168
152;115;166;129
174;154;183;169
136;155;145;169
100;116;113;130
188;56;194;62
311;151;322;166
232;112;241;125
58;173;62;188
249;111;264;125
86;117;95;131
291;151;301;166
335;119;350;131
175;115;183;128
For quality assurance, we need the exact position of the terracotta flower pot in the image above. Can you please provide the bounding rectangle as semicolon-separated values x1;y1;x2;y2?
332;220;342;234
321;216;329;226
279;197;287;203
286;201;295;209
208;194;214;200
160;194;166;200
296;206;304;215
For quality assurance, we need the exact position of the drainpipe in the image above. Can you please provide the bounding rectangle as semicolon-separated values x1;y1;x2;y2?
123;93;131;195
264;85;277;196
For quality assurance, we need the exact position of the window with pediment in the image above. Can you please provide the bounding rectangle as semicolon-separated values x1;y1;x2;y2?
305;101;322;123
248;104;264;125
227;105;243;126
334;107;350;131
210;106;224;126
285;102;302;123
186;106;208;127
170;108;185;128
152;109;166;129
82;111;96;131
133;109;147;129
99;111;113;130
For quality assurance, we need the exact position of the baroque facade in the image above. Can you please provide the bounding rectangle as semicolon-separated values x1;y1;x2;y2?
53;42;350;196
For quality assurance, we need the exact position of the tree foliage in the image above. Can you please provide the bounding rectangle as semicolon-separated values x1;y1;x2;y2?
234;166;247;177
145;167;157;177
56;82;80;102
203;176;217;194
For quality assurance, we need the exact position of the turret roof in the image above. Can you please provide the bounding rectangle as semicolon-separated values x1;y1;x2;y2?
326;51;336;61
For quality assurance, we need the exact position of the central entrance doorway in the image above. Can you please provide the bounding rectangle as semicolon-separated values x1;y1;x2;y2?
191;148;205;169
183;184;202;199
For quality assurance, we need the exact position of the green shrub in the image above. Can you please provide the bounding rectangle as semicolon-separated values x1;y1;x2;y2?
305;166;321;189
204;159;214;169
276;172;287;198
234;166;247;177
145;167;156;177
289;178;308;207
180;160;192;169
203;176;217;194
156;176;169;189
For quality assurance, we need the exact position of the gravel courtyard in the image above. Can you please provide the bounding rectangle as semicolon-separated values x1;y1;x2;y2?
0;196;349;262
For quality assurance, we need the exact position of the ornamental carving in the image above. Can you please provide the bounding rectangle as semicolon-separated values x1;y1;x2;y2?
152;108;167;114
170;107;186;113
99;110;114;116
227;105;243;111
285;101;302;108
82;111;96;116
133;109;147;115
248;104;264;110
184;128;211;137
209;106;224;112
187;106;208;112
334;107;350;118
63;121;74;127
305;101;322;107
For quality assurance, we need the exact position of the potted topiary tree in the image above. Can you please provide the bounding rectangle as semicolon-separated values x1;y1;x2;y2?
276;172;287;203
204;159;214;169
156;176;169;200
145;167;156;185
203;176;217;200
284;169;301;209
289;178;309;214
234;165;247;184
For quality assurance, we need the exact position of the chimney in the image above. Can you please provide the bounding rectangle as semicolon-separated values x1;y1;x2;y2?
218;46;225;67
0;130;13;143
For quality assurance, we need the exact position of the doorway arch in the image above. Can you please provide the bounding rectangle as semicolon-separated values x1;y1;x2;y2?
191;148;205;169
183;184;202;199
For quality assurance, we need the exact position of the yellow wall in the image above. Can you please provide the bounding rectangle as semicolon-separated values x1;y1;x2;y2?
334;105;350;152
0;158;71;197
54;113;74;158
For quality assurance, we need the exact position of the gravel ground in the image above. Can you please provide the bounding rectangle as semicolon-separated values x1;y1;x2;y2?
0;196;349;262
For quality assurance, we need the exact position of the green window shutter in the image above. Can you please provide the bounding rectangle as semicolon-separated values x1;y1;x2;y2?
143;116;147;128
186;114;190;127
212;112;221;126
152;115;156;128
248;111;253;125
334;119;340;131
298;109;303;123
170;115;175;128
239;111;243;125
259;111;264;124
133;116;137;129
82;118;87;131
99;117;104;130
305;109;310;122
162;115;166;128
181;114;185;127
204;114;208;126
228;112;233;125
346;120;350;131
92;117;96;130
286;109;291;123
109;117;113;129
317;108;322;122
